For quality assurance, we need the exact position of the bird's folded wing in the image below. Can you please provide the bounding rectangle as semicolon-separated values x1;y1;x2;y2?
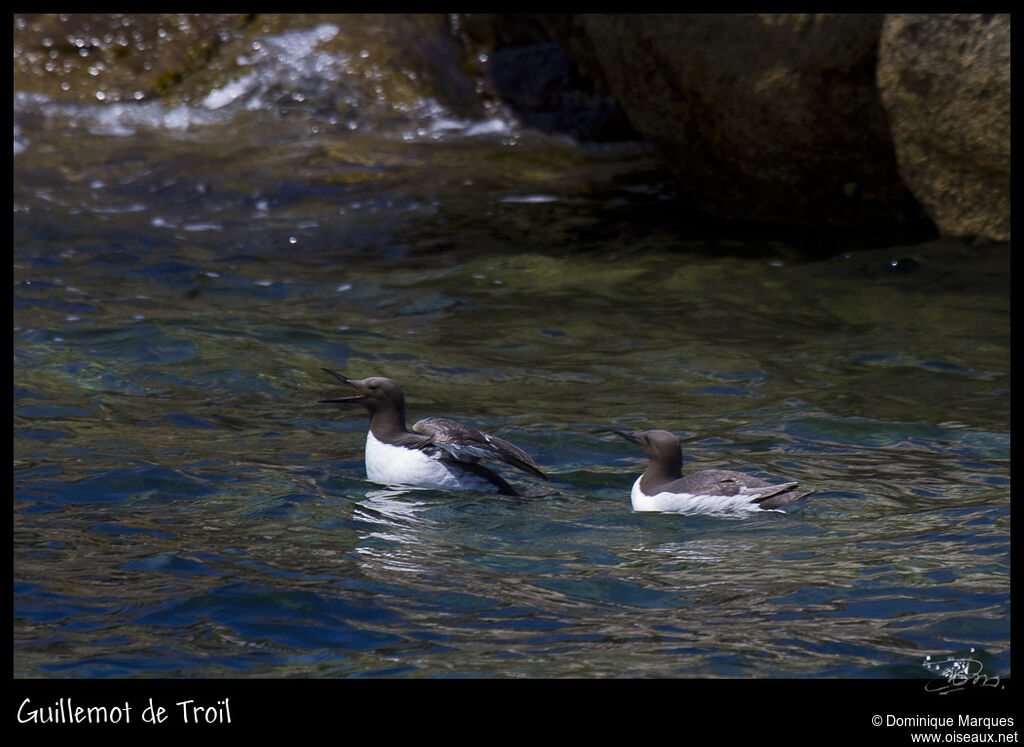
744;481;799;503
412;417;547;479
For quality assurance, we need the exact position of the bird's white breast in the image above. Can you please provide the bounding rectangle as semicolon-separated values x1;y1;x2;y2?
630;477;768;515
364;431;496;491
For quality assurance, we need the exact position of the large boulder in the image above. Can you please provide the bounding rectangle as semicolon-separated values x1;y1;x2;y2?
877;14;1010;241
558;14;922;227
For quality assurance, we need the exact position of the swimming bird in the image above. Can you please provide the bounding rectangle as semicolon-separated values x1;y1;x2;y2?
615;429;813;513
320;369;550;496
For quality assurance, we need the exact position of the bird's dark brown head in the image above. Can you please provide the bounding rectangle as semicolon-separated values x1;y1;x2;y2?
319;369;405;415
615;429;682;463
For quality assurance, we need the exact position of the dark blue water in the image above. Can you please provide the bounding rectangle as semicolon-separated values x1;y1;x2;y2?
13;28;1010;684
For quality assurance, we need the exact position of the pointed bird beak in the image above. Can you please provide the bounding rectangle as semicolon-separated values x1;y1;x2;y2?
613;430;640;444
319;368;366;403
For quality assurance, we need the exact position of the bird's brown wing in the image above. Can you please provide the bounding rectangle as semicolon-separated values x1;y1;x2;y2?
412;417;548;480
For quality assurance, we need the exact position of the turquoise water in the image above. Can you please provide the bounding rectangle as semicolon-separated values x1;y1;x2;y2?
13;59;1010;681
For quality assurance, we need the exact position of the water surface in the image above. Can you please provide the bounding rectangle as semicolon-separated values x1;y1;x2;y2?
13;30;1010;681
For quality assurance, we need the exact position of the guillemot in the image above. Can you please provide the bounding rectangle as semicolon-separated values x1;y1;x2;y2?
615;429;813;514
320;369;550;496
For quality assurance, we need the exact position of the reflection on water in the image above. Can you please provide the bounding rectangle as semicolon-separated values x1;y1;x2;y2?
13;27;1009;679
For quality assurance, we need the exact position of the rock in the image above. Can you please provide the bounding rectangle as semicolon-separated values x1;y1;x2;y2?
877;14;1010;241
13;13;250;103
558;14;925;227
13;13;483;121
453;13;637;141
15;13;1009;242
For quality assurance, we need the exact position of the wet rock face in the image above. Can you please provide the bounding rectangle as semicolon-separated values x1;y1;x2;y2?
877;14;1010;242
13;13;483;120
13;14;251;103
566;14;924;228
